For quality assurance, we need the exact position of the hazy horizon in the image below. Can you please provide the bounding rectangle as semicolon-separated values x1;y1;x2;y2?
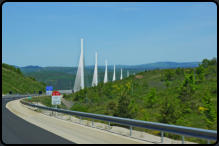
9;60;203;68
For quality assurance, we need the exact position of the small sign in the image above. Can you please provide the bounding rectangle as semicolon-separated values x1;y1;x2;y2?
52;91;61;105
46;86;53;95
46;86;53;91
29;97;31;99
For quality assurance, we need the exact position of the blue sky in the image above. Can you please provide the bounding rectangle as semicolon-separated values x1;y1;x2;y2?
2;2;217;67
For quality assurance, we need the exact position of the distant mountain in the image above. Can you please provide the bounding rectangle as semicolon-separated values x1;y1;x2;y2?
19;61;201;75
86;61;201;70
19;66;42;69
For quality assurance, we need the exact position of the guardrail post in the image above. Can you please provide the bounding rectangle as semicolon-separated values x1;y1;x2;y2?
161;132;163;143
70;114;71;121
62;113;63;119
80;117;81;124
50;110;51;116
207;140;210;144
182;135;184;144
108;122;110;131
130;126;132;136
58;112;59;118
92;119;94;127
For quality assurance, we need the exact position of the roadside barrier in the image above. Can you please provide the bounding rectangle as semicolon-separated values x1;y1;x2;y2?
20;100;217;144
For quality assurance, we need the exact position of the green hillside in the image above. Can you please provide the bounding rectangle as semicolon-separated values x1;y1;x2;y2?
24;69;143;90
2;63;46;94
63;58;217;144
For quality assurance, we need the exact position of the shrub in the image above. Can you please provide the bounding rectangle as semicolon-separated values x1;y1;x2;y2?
70;104;88;112
63;93;67;98
113;84;138;119
210;86;217;94
105;101;117;116
146;87;158;108
195;63;205;82
164;69;175;80
175;67;181;76
142;81;149;89
201;90;217;130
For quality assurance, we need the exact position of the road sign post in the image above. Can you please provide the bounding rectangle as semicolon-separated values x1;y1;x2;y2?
52;91;61;117
52;91;61;105
46;86;53;95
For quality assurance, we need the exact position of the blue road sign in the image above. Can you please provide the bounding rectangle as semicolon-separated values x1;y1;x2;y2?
46;86;53;91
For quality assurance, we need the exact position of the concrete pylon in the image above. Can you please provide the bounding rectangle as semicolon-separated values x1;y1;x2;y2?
73;38;84;92
92;52;98;86
113;65;116;81
120;68;123;80
104;60;108;83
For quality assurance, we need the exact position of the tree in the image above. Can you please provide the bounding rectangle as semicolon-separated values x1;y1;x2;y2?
146;88;158;108
181;68;184;74
201;90;217;130
97;81;104;96
164;77;171;89
175;67;181;76
164;69;175;80
39;82;46;86
195;63;205;82
209;57;217;66
113;84;138;119
178;73;197;103
155;96;189;139
178;73;197;114
104;82;114;99
156;96;181;124
16;68;23;75
202;58;210;68
63;93;67;98
142;81;149;89
105;101;117;116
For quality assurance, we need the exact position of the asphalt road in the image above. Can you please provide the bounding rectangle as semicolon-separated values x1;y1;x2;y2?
2;99;75;144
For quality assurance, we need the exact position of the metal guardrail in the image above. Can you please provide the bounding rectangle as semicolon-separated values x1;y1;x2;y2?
26;102;217;144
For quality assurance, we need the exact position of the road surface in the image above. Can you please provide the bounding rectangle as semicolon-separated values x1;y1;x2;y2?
2;98;151;144
2;99;75;144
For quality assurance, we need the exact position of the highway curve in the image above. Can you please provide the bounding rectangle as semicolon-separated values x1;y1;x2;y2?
2;98;151;144
2;99;75;144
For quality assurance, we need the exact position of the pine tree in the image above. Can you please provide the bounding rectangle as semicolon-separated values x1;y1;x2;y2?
201;90;217;130
178;73;197;114
196;63;205;82
146;88;158;108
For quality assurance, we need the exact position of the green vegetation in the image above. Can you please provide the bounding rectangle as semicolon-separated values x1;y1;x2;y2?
200;90;217;130
5;59;215;144
2;63;46;94
24;69;143;90
2;63;23;76
20;61;200;90
62;57;217;144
